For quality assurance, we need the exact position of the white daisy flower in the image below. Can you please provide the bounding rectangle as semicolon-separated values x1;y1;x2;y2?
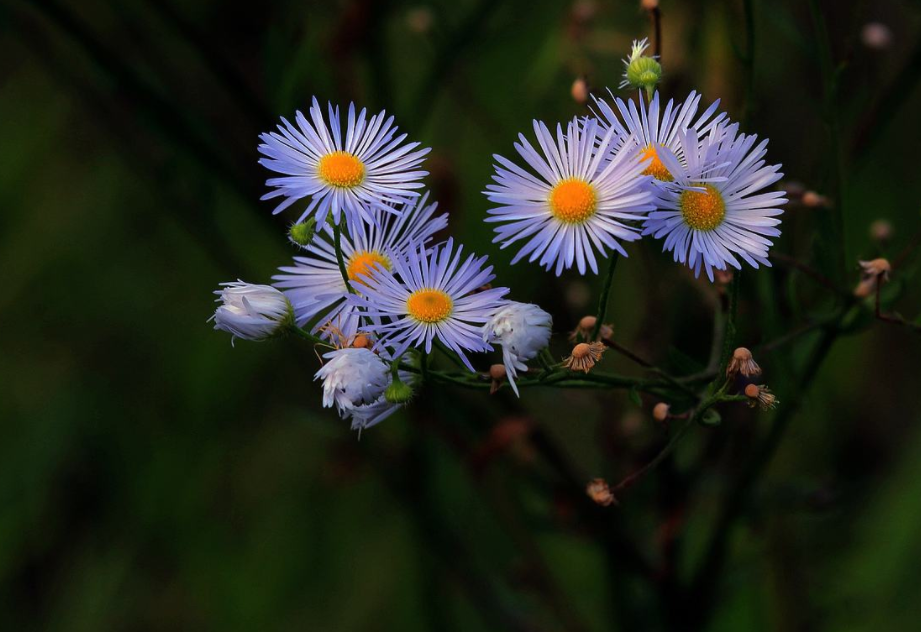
484;117;655;276
210;281;292;343
644;123;787;280
258;98;430;226
347;238;510;371
273;193;447;342
592;90;726;183
315;347;390;415
482;302;553;396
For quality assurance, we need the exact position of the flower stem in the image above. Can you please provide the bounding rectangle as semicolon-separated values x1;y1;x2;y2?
591;252;620;340
333;219;355;295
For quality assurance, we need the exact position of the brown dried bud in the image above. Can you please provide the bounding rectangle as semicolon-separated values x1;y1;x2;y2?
870;220;893;243
861;22;892;50
586;478;617;507
652;402;670;422
564;342;605;373
489;364;507;395
571;77;589;105
801;191;827;208
727;347;762;378
746;384;778;410
641;0;659;9
858;258;891;280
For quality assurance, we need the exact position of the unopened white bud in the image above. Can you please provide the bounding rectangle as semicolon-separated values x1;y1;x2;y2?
211;281;292;343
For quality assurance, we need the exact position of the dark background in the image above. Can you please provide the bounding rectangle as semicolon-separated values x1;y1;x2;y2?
2;0;921;630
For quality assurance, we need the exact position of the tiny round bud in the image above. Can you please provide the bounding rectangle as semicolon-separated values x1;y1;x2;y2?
652;402;670;422
861;22;892;50
870;219;893;243
489;364;507;380
579;315;597;330
744;384;761;399
351;334;371;349
385;378;414;404
641;0;659;9
626;56;662;92
802;191;825;208
288;218;318;247
571;77;589;105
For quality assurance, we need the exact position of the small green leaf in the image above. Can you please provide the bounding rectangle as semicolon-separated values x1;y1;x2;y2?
701;408;722;426
628;386;642;407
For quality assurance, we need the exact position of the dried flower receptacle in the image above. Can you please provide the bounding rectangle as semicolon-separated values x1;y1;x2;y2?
727;347;762;378
564;342;605;373
586;478;617;507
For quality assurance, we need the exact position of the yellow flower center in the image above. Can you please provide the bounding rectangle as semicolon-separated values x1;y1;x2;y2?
680;184;726;231
640;144;673;181
549;178;597;224
317;151;365;188
346;250;390;286
406;288;453;324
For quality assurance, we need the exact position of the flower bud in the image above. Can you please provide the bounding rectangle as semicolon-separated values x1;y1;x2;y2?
652;402;670;422
586;478;617;507
384;376;414;404
489;364;507;395
861;22;892;50
211;281;292;343
288;218;318;248
869;219;893;244
641;0;659;9
571;76;589;105
621;38;661;95
726;347;762;378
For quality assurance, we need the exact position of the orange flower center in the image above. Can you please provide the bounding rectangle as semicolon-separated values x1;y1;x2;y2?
640;144;673;181
680;184;726;231
406;289;453;324
346;250;390;286
549;178;597;224
317;151;365;188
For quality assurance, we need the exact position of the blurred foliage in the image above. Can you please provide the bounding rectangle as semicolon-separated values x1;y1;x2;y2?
1;0;921;630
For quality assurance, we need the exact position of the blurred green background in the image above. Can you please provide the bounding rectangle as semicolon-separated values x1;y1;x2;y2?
2;0;921;630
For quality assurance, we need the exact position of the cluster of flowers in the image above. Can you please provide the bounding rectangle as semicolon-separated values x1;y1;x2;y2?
210;38;786;432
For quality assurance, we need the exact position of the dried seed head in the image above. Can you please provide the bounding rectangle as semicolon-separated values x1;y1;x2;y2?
564;342;605;373
858;258;891;280
571;77;589;105
652;402;670;422
569;315;612;342
586;478;617;507
746;384;778;410
727;347;762;378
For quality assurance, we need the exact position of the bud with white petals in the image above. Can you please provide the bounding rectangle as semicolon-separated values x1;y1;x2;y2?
483;302;553;396
211;281;293;343
315;348;390;415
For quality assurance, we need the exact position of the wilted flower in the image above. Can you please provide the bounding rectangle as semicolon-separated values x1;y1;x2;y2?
315;347;390;414
489;364;507;395
726;347;761;378
586;478;617;507
483;301;553;396
854;258;892;298
211;281;292;343
564;342;605;373
744;384;778;410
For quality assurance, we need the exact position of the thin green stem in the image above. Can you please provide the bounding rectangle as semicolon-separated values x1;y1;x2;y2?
289;325;330;347
333;219;355;295
591;252;620;340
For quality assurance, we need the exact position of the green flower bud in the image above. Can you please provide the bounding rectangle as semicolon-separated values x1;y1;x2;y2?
625;56;662;92
385;376;414;404
288;218;318;248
